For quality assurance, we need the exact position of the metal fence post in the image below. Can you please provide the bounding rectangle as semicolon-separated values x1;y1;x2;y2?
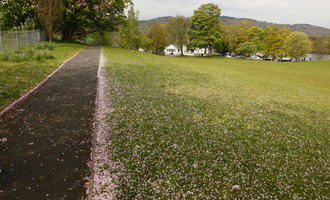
37;30;40;42
0;31;4;54
15;31;20;49
26;31;30;46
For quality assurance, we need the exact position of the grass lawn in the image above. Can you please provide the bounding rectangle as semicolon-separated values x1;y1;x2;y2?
102;47;329;199
0;42;85;110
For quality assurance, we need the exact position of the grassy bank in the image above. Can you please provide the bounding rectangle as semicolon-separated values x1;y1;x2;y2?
0;42;84;110
102;47;329;199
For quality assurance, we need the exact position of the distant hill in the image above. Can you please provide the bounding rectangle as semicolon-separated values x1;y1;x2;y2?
139;16;330;36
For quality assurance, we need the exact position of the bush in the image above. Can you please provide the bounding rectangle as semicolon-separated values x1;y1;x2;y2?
85;32;112;46
41;51;54;59
35;42;56;50
0;42;55;62
0;53;9;61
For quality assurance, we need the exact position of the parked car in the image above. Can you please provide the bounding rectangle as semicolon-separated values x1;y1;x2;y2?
236;55;247;59
250;55;262;60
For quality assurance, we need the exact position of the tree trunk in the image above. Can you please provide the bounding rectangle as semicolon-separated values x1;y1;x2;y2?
209;46;213;57
180;45;184;56
62;26;73;41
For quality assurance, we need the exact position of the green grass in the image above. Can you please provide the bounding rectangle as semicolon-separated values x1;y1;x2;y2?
102;47;329;199
0;42;84;110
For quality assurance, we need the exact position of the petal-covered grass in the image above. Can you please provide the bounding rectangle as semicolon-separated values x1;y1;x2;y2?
0;42;85;110
102;47;329;199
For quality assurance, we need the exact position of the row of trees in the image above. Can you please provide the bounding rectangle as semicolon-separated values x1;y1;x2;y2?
0;0;131;41
117;3;223;56
119;3;320;60
226;22;313;59
310;36;330;54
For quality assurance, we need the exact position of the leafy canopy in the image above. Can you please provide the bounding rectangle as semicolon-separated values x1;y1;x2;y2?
147;23;167;55
283;31;312;58
0;0;131;41
262;26;290;57
188;3;222;56
119;5;141;50
166;16;190;56
0;0;39;30
236;42;258;56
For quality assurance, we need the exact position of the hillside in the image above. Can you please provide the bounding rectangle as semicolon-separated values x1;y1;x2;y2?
139;16;330;36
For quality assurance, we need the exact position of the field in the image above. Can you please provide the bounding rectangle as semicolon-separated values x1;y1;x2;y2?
102;47;329;199
0;43;84;110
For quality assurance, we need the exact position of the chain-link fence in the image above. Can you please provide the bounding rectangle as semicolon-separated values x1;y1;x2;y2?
0;30;47;54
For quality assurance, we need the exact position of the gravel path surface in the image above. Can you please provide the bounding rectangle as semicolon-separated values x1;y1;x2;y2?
0;46;101;200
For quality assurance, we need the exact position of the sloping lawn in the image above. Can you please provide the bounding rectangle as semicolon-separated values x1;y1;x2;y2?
103;47;329;199
0;42;84;110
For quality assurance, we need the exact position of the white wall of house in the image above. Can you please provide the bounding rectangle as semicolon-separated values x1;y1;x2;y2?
164;44;213;56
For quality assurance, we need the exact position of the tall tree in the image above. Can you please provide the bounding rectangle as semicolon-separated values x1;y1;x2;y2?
166;16;190;56
188;3;221;56
262;26;290;58
247;26;265;52
37;0;64;42
236;42;257;57
147;23;167;55
310;36;328;54
139;34;152;51
0;0;131;40
61;0;131;41
226;21;253;53
283;31;312;60
119;5;141;50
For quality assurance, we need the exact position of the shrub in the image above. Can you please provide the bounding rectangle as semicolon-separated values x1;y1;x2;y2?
35;42;56;50
85;32;112;46
0;42;55;62
41;51;54;59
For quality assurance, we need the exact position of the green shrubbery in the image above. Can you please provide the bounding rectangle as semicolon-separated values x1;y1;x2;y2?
85;32;112;46
0;42;55;62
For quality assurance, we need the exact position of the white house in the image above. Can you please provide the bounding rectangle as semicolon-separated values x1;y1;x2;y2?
164;44;218;56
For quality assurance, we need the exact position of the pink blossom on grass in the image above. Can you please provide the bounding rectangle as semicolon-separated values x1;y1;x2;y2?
232;185;240;191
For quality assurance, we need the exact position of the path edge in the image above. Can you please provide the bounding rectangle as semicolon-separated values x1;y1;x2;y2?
87;47;103;200
0;47;85;117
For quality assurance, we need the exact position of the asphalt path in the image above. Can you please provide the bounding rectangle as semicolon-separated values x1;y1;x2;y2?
0;46;101;200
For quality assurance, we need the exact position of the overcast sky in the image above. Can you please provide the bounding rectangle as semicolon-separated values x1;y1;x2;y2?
133;0;330;29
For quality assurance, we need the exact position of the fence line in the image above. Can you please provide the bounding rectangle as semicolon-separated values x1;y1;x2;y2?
0;30;47;54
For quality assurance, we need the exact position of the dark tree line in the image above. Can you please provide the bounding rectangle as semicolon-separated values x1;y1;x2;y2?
0;0;131;41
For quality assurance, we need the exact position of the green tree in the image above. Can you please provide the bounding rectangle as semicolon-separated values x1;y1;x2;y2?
236;42;257;57
0;0;131;40
188;3;221;56
140;34;152;51
226;21;253;53
310;36;328;54
323;36;330;54
0;0;39;30
61;0;131;41
147;23;167;55
214;30;229;54
119;5;141;50
283;31;312;60
262;26;290;58
247;26;265;51
166;16;190;56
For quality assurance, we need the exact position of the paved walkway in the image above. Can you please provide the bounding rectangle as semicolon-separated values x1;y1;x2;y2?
0;46;101;199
